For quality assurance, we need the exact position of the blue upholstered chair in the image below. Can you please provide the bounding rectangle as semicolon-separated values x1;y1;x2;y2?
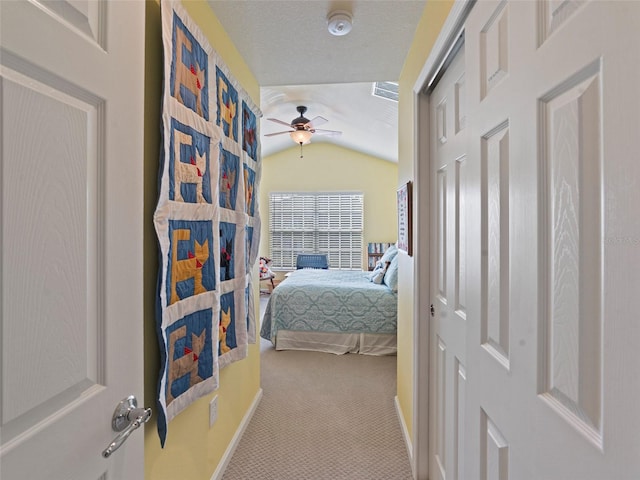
295;254;329;269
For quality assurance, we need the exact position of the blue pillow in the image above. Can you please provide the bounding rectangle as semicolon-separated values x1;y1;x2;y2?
383;255;399;292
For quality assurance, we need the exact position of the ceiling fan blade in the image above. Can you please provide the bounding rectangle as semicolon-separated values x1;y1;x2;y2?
264;130;293;137
266;117;293;128
307;116;328;128
313;128;342;137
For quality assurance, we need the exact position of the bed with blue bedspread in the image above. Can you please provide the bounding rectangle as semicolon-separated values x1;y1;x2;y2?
260;268;398;355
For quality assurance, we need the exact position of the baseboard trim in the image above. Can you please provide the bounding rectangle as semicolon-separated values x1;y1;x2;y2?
394;395;413;467
210;388;263;480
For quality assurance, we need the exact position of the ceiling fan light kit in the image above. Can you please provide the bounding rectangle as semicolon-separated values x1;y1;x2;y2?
290;130;312;145
327;10;353;36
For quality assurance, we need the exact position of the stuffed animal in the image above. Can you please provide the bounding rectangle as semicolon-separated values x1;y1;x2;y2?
259;257;274;278
370;260;391;284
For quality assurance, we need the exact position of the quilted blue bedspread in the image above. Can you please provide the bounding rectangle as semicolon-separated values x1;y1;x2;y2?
260;269;397;341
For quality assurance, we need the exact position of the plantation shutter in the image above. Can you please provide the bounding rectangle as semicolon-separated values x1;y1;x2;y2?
269;192;364;270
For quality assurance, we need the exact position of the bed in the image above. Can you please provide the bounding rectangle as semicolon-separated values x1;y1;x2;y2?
260;264;398;355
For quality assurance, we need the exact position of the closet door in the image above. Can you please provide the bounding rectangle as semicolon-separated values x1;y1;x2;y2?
429;41;468;480
463;1;640;479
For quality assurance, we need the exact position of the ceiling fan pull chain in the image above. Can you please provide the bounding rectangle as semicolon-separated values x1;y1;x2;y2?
300;143;304;158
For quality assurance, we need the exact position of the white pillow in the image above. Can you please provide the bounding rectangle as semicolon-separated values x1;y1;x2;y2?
378;244;398;265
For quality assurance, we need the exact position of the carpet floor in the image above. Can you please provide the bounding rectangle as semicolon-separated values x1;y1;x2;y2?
221;334;413;479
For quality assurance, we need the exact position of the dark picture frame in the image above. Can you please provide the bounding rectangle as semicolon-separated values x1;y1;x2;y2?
397;181;413;256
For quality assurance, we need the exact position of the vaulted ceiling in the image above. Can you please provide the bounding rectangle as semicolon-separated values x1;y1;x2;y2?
206;1;427;162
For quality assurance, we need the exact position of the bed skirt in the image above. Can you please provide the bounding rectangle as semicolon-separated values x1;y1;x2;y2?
272;331;397;356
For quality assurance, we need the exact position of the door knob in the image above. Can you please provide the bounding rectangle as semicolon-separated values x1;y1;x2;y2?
102;395;152;458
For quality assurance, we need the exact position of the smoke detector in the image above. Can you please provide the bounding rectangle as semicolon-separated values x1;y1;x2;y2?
327;10;353;36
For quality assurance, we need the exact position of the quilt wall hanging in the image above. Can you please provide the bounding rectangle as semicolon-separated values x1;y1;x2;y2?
154;0;261;447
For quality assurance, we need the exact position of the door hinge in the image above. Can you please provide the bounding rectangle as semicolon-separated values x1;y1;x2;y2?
430;304;435;317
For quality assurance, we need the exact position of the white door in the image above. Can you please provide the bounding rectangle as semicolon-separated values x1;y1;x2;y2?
428;42;468;480
461;1;640;479
0;1;145;479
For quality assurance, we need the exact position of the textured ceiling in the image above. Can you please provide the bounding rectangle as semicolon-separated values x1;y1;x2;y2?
206;0;427;162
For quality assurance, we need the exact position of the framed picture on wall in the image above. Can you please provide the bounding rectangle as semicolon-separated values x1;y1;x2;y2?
397;181;412;256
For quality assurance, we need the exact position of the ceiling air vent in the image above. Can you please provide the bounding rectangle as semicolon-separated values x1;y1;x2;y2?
372;81;399;102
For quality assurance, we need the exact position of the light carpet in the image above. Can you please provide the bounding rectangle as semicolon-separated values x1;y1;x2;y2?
221;343;413;479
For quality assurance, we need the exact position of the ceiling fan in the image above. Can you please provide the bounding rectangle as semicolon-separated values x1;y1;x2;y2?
265;106;342;157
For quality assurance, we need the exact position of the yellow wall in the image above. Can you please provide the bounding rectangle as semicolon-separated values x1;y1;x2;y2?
143;1;261;478
259;143;398;272
141;0;453;475
395;0;454;440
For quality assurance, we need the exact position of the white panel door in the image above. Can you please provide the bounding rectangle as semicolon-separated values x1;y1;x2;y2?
0;1;145;479
429;43;468;480
462;1;640;479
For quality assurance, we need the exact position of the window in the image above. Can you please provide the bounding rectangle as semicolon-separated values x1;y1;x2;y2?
372;81;399;102
269;192;364;270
